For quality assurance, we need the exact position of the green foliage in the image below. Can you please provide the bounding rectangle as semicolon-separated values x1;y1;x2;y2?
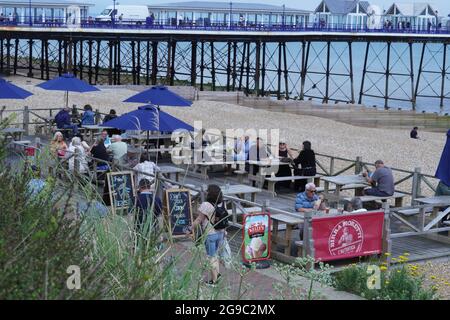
0;125;226;299
334;262;437;300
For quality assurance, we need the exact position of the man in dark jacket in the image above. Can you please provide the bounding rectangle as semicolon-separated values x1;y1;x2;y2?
54;107;78;136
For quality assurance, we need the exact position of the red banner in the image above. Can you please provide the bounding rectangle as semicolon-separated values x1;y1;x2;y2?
311;211;384;262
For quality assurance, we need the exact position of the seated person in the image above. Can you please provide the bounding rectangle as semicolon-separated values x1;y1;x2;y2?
67;137;89;174
50;131;68;159
100;130;112;148
343;197;367;214
363;160;394;197
54;106;79;137
134;153;160;185
295;183;328;241
248;137;270;179
90;136;111;171
103;109;117;123
410;127;419;139
275;141;296;188
135;179;163;234
107;135;128;165
81;104;95;126
295;183;321;213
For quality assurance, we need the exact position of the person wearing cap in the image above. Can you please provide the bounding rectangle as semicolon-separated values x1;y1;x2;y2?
295;183;321;212
191;201;224;285
362;160;394;197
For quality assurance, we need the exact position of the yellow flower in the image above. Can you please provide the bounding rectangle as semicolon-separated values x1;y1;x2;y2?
384;252;391;256
385;281;390;285
431;276;437;280
392;258;398;262
380;266;388;271
403;252;410;256
397;270;401;273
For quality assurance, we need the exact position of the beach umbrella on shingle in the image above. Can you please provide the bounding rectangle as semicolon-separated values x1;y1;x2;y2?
0;78;33;99
124;85;192;107
36;73;100;107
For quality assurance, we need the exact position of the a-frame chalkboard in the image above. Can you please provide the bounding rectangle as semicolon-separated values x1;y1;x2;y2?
165;188;193;238
107;171;136;215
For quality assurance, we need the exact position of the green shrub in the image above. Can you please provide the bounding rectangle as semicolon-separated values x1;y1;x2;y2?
334;262;437;300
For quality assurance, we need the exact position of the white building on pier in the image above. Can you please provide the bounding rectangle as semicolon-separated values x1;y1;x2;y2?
0;0;93;24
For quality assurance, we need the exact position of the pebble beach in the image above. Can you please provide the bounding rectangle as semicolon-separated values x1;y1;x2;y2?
2;76;446;177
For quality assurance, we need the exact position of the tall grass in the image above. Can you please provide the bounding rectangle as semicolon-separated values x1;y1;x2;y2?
0;120;230;299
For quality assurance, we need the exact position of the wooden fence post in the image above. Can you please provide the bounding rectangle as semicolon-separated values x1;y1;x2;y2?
23;106;29;136
411;167;422;206
303;211;314;269
382;202;392;266
95;108;102;124
73;148;80;178
355;156;363;174
330;157;335;175
200;184;207;203
0;106;5;123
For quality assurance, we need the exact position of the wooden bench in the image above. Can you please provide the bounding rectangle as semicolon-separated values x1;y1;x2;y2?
265;175;322;195
227;206;261;216
396;207;433;216
344;192;406;207
271;213;303;257
234;169;247;183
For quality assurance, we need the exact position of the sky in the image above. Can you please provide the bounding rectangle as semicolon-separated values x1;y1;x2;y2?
89;0;450;16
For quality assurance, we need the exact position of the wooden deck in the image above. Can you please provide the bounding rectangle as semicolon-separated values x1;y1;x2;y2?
6;135;450;266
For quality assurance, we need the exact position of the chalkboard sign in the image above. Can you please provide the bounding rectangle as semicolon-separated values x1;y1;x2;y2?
107;171;136;215
165;188;193;237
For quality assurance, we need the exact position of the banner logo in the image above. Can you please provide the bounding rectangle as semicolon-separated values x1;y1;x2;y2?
328;219;364;256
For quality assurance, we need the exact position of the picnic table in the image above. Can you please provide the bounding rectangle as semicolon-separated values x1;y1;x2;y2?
247;159;290;188
321;175;368;204
1;127;25;141
127;133;173;148
82;124;114;142
157;165;185;182
221;184;262;202
414;196;450;232
270;213;304;261
192;160;243;180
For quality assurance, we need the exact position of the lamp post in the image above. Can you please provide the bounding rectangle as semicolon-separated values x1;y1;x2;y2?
282;4;285;28
112;0;116;27
229;1;232;29
28;0;32;26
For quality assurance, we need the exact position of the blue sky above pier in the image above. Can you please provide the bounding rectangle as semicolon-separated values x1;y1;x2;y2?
90;0;450;16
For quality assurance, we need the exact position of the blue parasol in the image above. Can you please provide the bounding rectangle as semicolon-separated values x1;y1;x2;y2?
435;129;450;187
36;73;100;107
123;85;192;107
0;78;33;99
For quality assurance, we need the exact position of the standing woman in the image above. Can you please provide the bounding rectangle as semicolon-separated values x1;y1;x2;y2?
191;202;223;285
293;141;317;192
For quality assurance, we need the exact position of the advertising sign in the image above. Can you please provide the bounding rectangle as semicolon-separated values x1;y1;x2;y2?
312;211;384;262
242;213;271;263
